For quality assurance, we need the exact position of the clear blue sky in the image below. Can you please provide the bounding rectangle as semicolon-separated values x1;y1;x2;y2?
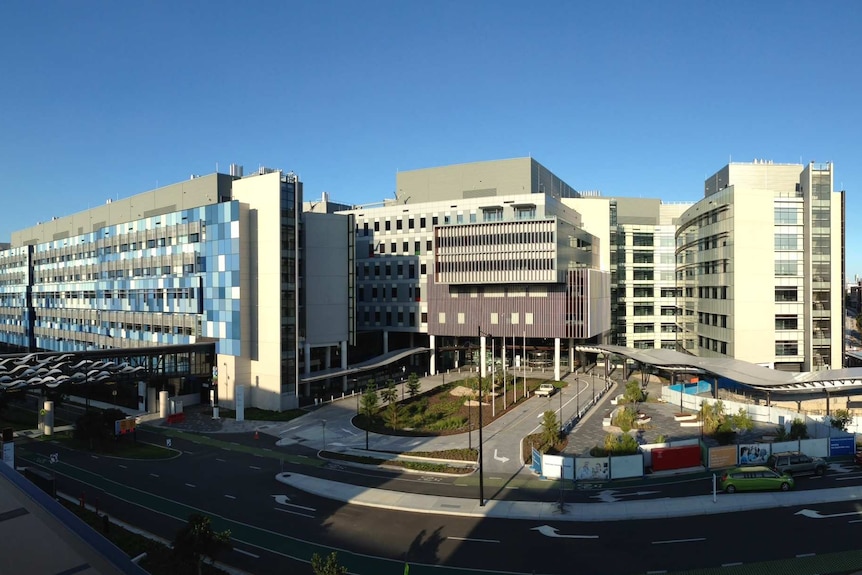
2;1;860;279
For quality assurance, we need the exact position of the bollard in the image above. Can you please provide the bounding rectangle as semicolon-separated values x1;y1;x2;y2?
79;492;85;509
102;513;110;533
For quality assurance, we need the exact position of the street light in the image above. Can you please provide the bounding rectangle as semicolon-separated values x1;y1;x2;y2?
321;419;327;452
476;325;490;507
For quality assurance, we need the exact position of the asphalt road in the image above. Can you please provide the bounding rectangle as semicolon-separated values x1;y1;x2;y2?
16;427;862;575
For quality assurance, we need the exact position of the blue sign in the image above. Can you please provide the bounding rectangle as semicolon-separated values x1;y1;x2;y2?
830;436;855;456
531;447;542;475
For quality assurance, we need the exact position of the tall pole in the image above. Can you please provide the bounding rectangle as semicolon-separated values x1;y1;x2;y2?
491;337;496;419
523;329;527;399
559;385;563;434
502;327;507;410
477;326;485;506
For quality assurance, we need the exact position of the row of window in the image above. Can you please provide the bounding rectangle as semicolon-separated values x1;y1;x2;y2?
437;231;555;248
35;262;198;283
34;233;200;265
357;262;423;280
372;240;432;256
358;308;422;327
436;258;555;274
697;286;729;300
698;312;728;328
698;336;728;355
357;286;420;302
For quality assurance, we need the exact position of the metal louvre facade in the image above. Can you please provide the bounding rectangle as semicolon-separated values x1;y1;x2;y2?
434;219;558;285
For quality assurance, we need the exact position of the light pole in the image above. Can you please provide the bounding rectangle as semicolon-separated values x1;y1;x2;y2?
476;326;489;506
321;419;327;452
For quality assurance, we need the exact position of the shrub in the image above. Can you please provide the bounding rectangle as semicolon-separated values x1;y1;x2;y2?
612;406;637;432
603;432;639;455
789;418;809;440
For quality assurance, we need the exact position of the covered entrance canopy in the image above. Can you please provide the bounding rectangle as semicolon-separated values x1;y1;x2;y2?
577;344;862;399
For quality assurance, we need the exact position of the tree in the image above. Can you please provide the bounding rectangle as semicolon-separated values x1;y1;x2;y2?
830;408;852;432
172;513;232;575
789;418;809;440
359;385;379;421
726;408;754;434
603;432;639;455
699;400;725;435
380;382;398;404
623;380;645;405
540;410;559;449
311;551;348;575
382;402;402;431
612;406;637;433
406;373;421;397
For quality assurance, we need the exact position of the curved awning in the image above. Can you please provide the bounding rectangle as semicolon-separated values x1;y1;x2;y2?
577;344;862;396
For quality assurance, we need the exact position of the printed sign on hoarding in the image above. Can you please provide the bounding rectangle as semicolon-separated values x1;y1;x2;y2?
575;457;609;480
830;436;855;456
708;445;738;469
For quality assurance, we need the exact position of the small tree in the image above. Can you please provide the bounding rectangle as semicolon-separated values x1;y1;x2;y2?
774;424;788;441
830;408;852;432
623;380;645;405
311;551;348;575
613;406;637;433
406;373;421;397
540;410;559;449
699;400;725;435
727;408;754;434
789;418;809;440
380;382;398;404
382;402;402;431
603;432;639;455
173;513;232;575
359;385;379;421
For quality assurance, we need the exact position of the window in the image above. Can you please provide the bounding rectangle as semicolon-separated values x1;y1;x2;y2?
775;341;799;356
774;234;798;250
632;233;654;247
774;206;798;224
775;315;798;330
482;208;503;222
775;261;798;276
515;206;535;220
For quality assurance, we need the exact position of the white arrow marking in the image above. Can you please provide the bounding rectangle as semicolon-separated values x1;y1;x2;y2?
531;525;598;539
652;537;706;545
272;494;291;505
340;428;356;436
494;449;509;463
593;490;659;503
329;442;345;447
795;508;862;519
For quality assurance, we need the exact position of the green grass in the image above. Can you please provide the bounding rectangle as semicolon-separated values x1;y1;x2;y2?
0;404;72;431
217;407;305;422
320;450;474;474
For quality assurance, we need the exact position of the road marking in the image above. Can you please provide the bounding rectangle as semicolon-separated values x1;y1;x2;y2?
652;538;706;545
722;562;742;567
494;449;509;463
186;483;196;488
796;553;815;558
446;536;500;543
646;571;668;574
504;485;520;489
183;451;194;455
118;464;128;469
274;507;315;519
532;525;598;539
224;495;236;500
234;548;259;558
341;428;356;436
249;465;262;470
796;508;862;519
149;473;159;478
279;426;301;435
215;458;226;462
91;455;99;459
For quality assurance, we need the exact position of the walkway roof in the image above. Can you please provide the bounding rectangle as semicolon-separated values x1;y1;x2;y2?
577;344;862;396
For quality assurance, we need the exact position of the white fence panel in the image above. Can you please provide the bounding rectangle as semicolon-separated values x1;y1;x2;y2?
610;454;644;479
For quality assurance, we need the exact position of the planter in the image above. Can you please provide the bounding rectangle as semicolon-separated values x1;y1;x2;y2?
674;413;697;422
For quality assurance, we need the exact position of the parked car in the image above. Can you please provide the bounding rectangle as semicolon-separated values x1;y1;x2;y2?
535;383;557;397
854;451;862;466
767;451;827;476
719;466;794;493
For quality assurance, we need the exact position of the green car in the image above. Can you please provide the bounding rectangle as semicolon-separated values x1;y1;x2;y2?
719;466;795;493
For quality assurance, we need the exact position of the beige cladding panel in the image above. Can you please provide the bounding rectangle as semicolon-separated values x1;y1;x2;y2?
397;158;535;204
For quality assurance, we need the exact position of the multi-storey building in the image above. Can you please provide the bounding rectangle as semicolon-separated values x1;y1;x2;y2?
569;196;693;351
675;160;844;371
340;158;612;383
0;166;353;410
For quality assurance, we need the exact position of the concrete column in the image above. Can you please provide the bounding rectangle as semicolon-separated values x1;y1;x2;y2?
554;338;561;381
303;343;311;375
383;331;389;354
235;385;245;422
341;340;349;392
568;339;575;374
159;390;169;418
429;334;436;375
325;346;331;369
43;400;54;437
481;336;487;379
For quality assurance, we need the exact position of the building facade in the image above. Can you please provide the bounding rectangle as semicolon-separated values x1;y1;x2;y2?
675;161;844;371
341;158;612;382
0;167;353;410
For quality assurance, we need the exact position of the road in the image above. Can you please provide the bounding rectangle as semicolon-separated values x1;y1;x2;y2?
16;427;862;575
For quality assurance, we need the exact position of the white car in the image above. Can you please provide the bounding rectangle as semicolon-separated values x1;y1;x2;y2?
535;383;556;397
